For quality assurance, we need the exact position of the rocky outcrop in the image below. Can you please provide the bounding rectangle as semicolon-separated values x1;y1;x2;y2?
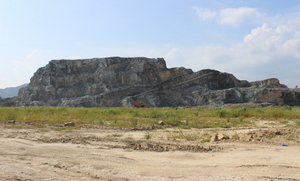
0;83;28;98
0;97;17;107
11;57;300;107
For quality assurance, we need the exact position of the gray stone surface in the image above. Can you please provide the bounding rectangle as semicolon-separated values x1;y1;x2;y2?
0;83;28;98
3;56;300;107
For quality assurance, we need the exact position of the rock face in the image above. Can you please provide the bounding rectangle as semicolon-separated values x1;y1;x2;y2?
12;57;300;107
0;83;28;98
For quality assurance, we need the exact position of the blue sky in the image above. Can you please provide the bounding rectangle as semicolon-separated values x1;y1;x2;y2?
1;0;300;88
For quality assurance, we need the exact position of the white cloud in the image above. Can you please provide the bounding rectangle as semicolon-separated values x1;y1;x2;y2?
0;78;15;89
219;7;263;26
146;49;161;58
193;7;217;21
13;50;49;85
165;48;181;60
167;18;300;87
194;6;263;26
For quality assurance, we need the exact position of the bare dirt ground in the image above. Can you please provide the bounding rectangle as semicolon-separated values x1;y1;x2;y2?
1;122;300;181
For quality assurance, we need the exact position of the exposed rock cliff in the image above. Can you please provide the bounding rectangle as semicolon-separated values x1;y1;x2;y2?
13;57;300;107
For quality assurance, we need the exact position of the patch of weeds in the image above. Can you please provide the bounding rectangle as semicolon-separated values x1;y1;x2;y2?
65;127;76;132
193;112;200;117
266;134;276;139
144;131;152;140
272;112;284;119
260;126;268;128
53;127;66;131
109;119;119;127
164;112;177;119
230;107;248;118
124;136;133;140
109;134;123;137
48;108;56;115
78;108;89;114
215;108;227;118
166;118;181;127
221;124;231;128
34;124;47;128
183;134;199;141
255;108;264;113
102;109;118;116
286;134;296;141
130;110;140;117
283;106;292;110
232;131;239;137
200;139;211;143
154;124;164;129
4;125;24;129
5;114;17;121
228;117;252;127
296;121;300;126
202;132;211;137
39;128;51;132
149;111;165;119
57;107;68;112
172;129;199;141
130;119;138;127
97;119;104;126
279;119;288;124
199;132;212;142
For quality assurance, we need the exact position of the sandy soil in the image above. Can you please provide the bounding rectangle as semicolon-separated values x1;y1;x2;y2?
1;123;300;181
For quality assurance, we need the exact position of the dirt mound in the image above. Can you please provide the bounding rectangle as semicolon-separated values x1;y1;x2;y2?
124;140;222;152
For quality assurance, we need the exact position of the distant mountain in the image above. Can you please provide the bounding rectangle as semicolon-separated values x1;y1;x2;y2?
0;84;28;98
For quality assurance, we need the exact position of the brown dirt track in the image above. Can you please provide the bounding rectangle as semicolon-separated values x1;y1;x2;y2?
1;123;300;181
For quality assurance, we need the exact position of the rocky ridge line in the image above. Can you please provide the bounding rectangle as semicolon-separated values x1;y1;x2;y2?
1;57;299;107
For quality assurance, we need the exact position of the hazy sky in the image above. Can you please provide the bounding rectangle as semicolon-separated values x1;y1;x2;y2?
1;0;300;88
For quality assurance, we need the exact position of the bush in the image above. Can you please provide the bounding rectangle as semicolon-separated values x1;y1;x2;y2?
230;106;248;117
148;111;165;118
215;108;227;118
130;119;138;127
5;114;17;121
102;109;118;116
166;118;181;126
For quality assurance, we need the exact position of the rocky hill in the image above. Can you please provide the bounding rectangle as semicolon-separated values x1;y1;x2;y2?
0;84;28;98
4;57;300;107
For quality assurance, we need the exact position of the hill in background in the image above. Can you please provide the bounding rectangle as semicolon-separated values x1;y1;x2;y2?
0;84;28;98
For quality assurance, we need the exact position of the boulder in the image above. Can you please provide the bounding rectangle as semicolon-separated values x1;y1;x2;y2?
210;134;218;142
211;133;230;142
217;134;230;140
64;122;75;127
7;120;16;124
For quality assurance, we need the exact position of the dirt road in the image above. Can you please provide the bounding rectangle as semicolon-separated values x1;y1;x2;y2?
1;125;300;181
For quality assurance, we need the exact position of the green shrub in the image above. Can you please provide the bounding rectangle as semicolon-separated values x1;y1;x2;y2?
255;108;264;113
97;119;104;125
5;114;17;121
230;106;248;117
130;119;138;127
148;111;165;118
215;108;227;118
283;106;292;110
166;118;181;126
103;109;117;116
144;131;152;140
